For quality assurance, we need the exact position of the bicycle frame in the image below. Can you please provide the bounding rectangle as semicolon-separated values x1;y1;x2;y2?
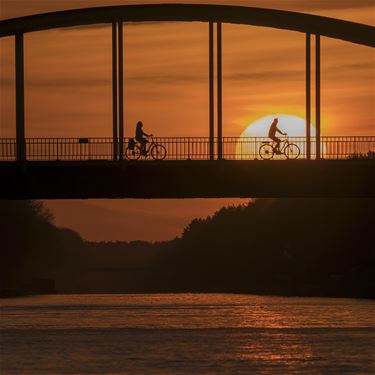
270;137;289;152
259;135;300;160
136;137;156;156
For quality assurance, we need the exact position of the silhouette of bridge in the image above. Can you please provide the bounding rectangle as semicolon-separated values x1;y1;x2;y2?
0;4;374;198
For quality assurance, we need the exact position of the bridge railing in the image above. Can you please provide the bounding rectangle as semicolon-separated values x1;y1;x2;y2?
0;138;17;161
26;137;114;161
319;136;375;159
0;136;374;161
153;137;211;160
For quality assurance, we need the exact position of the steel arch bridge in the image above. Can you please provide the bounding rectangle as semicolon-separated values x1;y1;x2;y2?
0;4;374;198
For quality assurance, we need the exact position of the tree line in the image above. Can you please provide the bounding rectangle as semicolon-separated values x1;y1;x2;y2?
1;199;373;297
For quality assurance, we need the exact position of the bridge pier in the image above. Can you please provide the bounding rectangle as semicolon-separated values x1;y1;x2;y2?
15;33;25;162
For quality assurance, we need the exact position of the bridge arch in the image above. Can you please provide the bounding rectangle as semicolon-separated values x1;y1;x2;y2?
1;4;374;161
1;4;374;46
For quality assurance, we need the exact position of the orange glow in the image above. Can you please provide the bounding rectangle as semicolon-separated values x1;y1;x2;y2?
1;11;374;138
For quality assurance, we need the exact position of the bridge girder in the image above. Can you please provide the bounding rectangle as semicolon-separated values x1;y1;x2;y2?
1;160;374;199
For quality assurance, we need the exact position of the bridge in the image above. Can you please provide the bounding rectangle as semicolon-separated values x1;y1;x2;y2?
1;4;374;198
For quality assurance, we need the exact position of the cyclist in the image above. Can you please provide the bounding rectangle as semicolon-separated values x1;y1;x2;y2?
135;121;152;155
268;118;286;154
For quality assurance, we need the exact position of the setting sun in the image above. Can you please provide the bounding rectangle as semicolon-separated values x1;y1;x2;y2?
235;114;314;159
240;114;314;138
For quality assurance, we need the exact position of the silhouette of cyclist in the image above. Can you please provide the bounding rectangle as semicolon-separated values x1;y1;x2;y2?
268;118;286;154
135;121;152;155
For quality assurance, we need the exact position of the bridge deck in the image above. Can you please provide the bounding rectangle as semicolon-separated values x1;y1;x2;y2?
1;159;374;199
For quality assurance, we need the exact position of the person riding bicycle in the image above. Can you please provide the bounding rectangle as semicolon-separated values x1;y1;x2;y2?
268;118;286;154
135;121;152;155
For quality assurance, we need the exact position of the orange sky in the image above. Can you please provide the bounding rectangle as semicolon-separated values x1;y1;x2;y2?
1;0;374;241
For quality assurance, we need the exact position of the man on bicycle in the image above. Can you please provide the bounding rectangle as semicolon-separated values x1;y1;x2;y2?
268;118;286;154
135;121;152;155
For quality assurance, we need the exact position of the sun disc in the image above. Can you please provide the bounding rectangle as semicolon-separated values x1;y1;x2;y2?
241;114;314;138
236;114;314;160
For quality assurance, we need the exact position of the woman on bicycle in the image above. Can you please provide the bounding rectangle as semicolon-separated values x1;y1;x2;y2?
268;118;286;154
135;121;152;155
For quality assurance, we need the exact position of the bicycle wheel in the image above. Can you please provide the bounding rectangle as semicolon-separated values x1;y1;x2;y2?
125;146;141;160
151;144;167;160
284;143;300;159
259;143;274;160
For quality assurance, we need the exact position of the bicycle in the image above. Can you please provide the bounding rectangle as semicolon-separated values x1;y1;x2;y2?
259;136;300;160
125;135;167;160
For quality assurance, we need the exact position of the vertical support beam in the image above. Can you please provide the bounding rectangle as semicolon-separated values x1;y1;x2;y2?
15;33;25;161
112;22;118;161
305;33;311;160
217;22;223;160
209;22;214;160
118;19;124;160
315;34;321;159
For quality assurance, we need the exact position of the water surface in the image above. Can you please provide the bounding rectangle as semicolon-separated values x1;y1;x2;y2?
1;294;374;374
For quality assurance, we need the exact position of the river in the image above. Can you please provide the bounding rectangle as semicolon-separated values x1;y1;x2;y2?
1;294;374;374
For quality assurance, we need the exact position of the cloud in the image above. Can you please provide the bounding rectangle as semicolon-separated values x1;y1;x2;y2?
0;68;307;88
59;21;164;33
225;69;303;82
1;76;111;87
